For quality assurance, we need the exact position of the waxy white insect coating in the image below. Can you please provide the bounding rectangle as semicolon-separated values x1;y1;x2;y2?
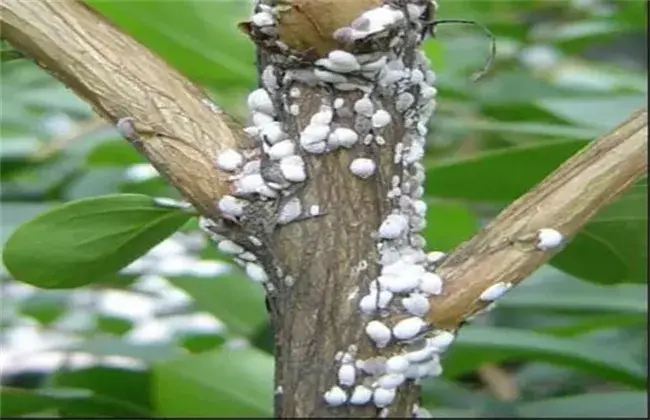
251;11;274;27
365;320;391;348
378;273;419;294
328;128;359;148
359;294;378;314
418;358;443;378
377;373;406;389
337;364;356;387
247;88;275;115
350;158;376;179
427;331;455;352
378;214;409;239
326;50;361;73
267;139;295;160
405;346;435;364
349;385;373;405
310;107;334;125
245;262;268;283
300;123;330;146
323;386;347;406
386;355;410;374
393;317;426;340
418;272;443;295
372;109;392;128
215;149;244;172
234;174;276;197
353;97;374;117
218;195;246;218
536;228;564;250
289;87;301;98
362;56;388;72
420;85;438;101
315;68;348;84
373;387;396;408
239;251;257;262
426;251;446;265
402;293;430;316
251;112;273;128
479;281;513;302
217;240;244;255
280;155;306;182
277;197;302;225
259;121;286;144
405;143;425;164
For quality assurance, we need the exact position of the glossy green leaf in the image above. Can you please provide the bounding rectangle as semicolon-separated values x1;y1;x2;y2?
444;326;647;388
538;95;646;130
425;140;587;201
0;202;55;249
86;0;255;89
517;392;648;418
501;277;647;314
0;387;92;417
52;366;153;417
420;377;492;409
423;201;478;251
19;290;69;326
64;336;184;363
437;118;600;141
2;194;191;288
86;140;143;166
154;348;273;417
168;274;268;338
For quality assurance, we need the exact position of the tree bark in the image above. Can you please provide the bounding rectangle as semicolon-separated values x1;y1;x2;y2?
1;0;647;419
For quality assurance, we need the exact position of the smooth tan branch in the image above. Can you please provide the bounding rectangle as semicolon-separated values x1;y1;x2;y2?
0;0;246;219
427;108;648;330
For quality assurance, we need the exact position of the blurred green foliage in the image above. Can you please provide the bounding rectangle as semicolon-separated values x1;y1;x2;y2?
0;0;647;418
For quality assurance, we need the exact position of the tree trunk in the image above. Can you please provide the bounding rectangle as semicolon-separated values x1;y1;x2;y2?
1;0;646;418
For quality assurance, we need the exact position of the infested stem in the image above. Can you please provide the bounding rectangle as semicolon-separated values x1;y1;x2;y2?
1;1;647;419
426;108;648;330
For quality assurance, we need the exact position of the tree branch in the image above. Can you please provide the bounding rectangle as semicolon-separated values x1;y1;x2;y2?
428;108;648;330
0;0;246;220
1;0;647;419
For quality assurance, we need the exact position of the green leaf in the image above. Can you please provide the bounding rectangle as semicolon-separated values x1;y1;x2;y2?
52;366;153;417
437;118;601;141
425;140;587;201
64;336;184;363
422;201;478;251
154;348;273;417
501;275;647;314
420;377;492;409
444;326;647;388
19;290;69;326
86;0;255;89
551;182;647;284
0;202;55;249
2;194;191;289
64;168;127;200
0;387;92;417
168;274;268;338
538;95;646;130
517;392;648;418
87;140;143;166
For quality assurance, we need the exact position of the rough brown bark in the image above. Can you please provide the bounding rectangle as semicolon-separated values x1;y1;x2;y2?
1;1;647;419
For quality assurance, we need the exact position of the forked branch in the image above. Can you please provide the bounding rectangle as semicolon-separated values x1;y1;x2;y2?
1;0;647;418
